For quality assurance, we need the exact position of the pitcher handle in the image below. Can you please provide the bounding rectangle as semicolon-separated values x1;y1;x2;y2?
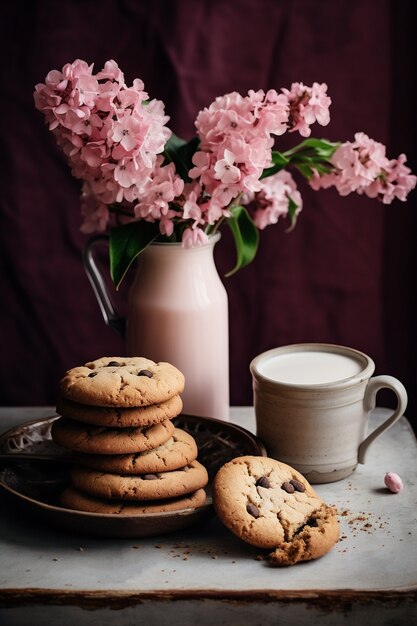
82;235;126;339
358;375;408;464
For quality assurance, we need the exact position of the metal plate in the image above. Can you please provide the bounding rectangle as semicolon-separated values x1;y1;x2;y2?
0;413;266;538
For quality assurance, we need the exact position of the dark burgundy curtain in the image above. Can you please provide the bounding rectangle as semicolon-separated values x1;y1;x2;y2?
1;0;416;430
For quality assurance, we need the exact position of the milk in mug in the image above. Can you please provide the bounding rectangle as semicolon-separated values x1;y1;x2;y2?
257;350;364;385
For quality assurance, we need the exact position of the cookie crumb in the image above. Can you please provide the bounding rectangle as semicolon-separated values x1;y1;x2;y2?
255;554;264;561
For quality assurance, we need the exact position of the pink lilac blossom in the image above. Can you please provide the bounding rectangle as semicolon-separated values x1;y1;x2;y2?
35;64;415;253
182;226;210;248
80;189;110;234
133;159;184;237
242;170;302;229
310;132;417;203
189;83;330;227
281;82;331;137
34;59;175;232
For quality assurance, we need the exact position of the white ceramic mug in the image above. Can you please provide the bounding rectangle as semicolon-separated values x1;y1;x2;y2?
250;343;408;483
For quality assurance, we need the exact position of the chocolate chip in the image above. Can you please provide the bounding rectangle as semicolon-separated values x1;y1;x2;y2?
137;369;153;378
107;361;121;367
281;481;295;494
256;476;270;489
246;503;260;519
142;474;158;480
290;479;306;492
88;372;97;378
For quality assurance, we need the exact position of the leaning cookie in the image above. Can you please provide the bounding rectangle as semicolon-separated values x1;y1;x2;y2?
51;417;175;455
59;357;185;407
73;428;198;474
56;395;183;428
212;455;339;565
71;460;209;501
61;485;207;514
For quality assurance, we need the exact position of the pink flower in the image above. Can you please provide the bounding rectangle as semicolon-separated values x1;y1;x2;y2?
134;162;184;223
182;227;209;248
114;157;142;189
282;82;331;137
182;183;204;226
34;63;415;262
95;59;125;84
111;114;148;155
80;188;110;233
81;141;110;168
366;154;417;204
76;74;99;108
242;170;302;229
189;151;211;181
310;132;416;204
247;88;289;136
303;82;331;126
34;58;173;217
214;149;241;184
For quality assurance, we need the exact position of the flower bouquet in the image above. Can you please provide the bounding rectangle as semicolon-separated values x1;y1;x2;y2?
34;59;416;288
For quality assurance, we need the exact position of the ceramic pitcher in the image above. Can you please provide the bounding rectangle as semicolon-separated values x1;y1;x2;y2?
83;233;230;420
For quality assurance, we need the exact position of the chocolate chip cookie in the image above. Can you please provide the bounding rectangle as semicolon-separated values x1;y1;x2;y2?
73;428;198;474
71;460;209;501
59;357;185;407
56;395;183;428
51;417;175;455
213;455;339;565
61;485;207;514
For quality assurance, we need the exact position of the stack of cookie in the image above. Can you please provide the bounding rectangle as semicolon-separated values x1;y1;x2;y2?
51;357;208;514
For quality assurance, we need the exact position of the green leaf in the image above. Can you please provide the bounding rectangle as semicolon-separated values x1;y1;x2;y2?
163;134;200;182
294;162;315;179
109;221;159;289
260;150;290;179
287;196;299;230
284;138;340;160
225;205;259;277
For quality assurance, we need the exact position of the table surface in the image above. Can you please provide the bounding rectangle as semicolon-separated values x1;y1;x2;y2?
0;406;416;612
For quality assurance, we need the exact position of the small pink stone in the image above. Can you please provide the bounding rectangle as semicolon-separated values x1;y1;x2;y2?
384;472;403;494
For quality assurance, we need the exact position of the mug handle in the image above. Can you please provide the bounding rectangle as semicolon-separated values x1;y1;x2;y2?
82;235;126;339
358;375;408;464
